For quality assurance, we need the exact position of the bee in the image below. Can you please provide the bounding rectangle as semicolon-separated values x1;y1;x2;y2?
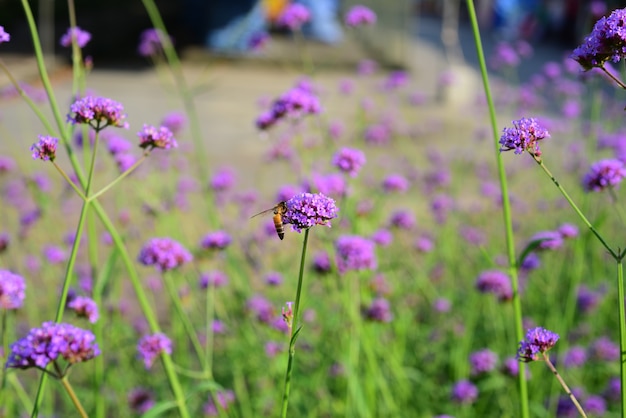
251;202;288;240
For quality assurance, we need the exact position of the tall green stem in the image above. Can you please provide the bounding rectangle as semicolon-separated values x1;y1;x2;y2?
464;2;529;417
59;376;88;418
617;258;626;418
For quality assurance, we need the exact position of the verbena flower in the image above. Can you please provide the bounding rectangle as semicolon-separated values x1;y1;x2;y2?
585;395;606;415
138;238;193;272
388;209;415;230
517;327;559;362
0;270;26;310
199;270;229;289
589;336;619;361
59;26;91;48
210;167;236;192
476;270;512;301
563;346;587;368
277;4;310;30
345;5;377;27
138;28;171;57
312;251;332;274
67;295;99;323
128;387;155;414
451;379;478;404
282;192;339;233
335;235;377;274
264;272;283;286
246;295;274;323
0;156;16;173
469;349;498;375
68;96;129;130
255;81;321;130
332;147;366;177
499;117;550;156
6;322;100;371
200;231;232;250
138;124;177;150
529;230;564;251
363;297;393;322
582;159;626;192
43;245;67;264
0;232;9;253
160;111;187;134
382;174;409;193
0;26;10;44
137;333;172;369
30;135;58;162
106;134;133;155
304;173;348;199
571;8;626;70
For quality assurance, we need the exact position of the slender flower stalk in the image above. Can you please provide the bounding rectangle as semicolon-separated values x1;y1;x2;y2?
464;2;529;417
541;354;587;418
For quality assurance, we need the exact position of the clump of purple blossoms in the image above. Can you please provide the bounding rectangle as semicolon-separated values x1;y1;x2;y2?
589;336;620;361
451;379;478;404
0;270;26;310
382;174;409;193
30;135;58;162
529;230;564;251
0;26;10;44
517;327;559;362
332;147;366;177
476;270;512;301
363;297;393;322
204;390;236;416
68;96;129;130
6;322;100;371
256;81;321;130
282;193;339;233
138;238;193;272
199;270;229;289
571;8;626;71
562;346;587;368
469;349;498;375
128;387;155;414
138;124;177;150
200;231;232;250
277;4;310;30
345;5;377;27
67;295;99;323
335;235;377;274
210;167;236;192
60;26;91;48
160;111;187;134
312;251;332;274
499;117;550;156
582;159;626;192
137;333;172;369
388;209;415;230
138;28;171;57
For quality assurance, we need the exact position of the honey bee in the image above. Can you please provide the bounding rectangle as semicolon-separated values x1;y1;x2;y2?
251;202;288;240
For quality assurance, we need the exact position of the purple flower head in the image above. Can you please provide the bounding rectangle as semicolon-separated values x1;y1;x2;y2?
577;285;601;313
490;42;520;70
433;298;451;313
6;322;100;371
499;117;550;156
345;5;377;27
138;124;177;150
0;270;26;310
282;192;339;233
115;153;136;172
332;147;366;177
138;237;193;272
363;297;393;322
312;251;332;274
68;96;129;130
335;235;377;274
264;272;283;286
200;231;232;250
246;295;274;323
128;387;155;414
383;70;409;90
60;26;91;48
0;26;9;43
0;232;9;253
160;111;187;134
529;230;564;251
364;123;392;145
558;223;579;238
382;174;409;193
210;167;236;192
469;349;498;375
517;327;559;362
30;135;58;162
106;134;132;155
203;389;235;416
138;28;171;57
520;252;541;272
137;333;172;369
265;341;284;358
414;236;434;253
43;245;67;264
571;8;626;70
562;346;587;368
585;395;606;415
371;228;393;247
451;379;478;404
604;377;621;402
277;4;310;30
476;270;512;301
589;336;620;361
582;159;626;192
388;209;415;230
304;173;348;199
199;270;229;289
67;296;99;323
0;156;16;173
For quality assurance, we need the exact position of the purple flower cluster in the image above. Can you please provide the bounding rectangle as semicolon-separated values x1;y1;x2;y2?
475;270;512;301
200;231;232;250
363;297;393;322
332;147;366;177
529;230;564;251
517;327;559;362
312;251;332;274
60;26;91;48
128;387;155;414
30;135;59;162
469;349;498;375
138;238;193;272
137;333;172;369
256;81;321;130
571;8;626;70
138;124;177;150
160;111;187;134
6;322;100;371
582;159;626;192
382;174;409;193
277;4;310;30
138;28;171;57
0;26;10;44
345;5;377;27
499;117;550;156
0;270;26;310
68;96;129;130
451;379;478;404
67;295;99;323
335;235;377;274
199;270;229;289
282;192;339;233
210;167;236;192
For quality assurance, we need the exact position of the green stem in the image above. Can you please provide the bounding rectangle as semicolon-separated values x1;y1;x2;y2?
542;353;588;418
52;161;86;200
616;259;626;418
87;154;148;202
281;228;310;418
59;375;89;418
464;2;529;417
601;65;626;89
204;276;216;379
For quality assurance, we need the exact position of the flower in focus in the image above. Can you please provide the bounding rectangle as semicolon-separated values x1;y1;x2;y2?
277;4;310;30
138;124;177;150
137;333;172;369
469;349;498;375
67;295;99;323
282;192;339;233
451;379;478;404
60;26;91;48
517;326;559;362
138;28;171;57
0;26;10;43
203;390;236;416
138;238;193;272
68;96;129;130
200;231;232;250
475;270;512;301
582;159;626;192
335;235;377;274
128;387;155;414
0;270;26;310
499;117;550;156
345;5;377;27
30;135;58;162
332;147;366;177
6;322;100;371
571;8;626;70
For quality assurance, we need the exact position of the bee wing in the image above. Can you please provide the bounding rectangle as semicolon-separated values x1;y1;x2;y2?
250;207;277;219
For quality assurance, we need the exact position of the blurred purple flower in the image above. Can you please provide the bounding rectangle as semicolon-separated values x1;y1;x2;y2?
0;232;9;253
364;123;392;145
304;173;348;198
558;223;579;238
0;26;10;43
137;238;193;272
604;377;621;402
585;395;606;415
357;59;378;75
364;297;393;322
414;236;434;253
562;346;587;368
0;156;16;173
433;298;451;313
128;387;155;414
264;272;283;286
210;167;236;192
529;230;563;251
277;3;310;30
388;209;415;230
469;349;498;375
335;235;377;274
60;26;91;48
577;285;601;313
582;159;626;192
137;333;172;369
115;153;136;172
476;270;512;301
451;380;478;404
517;327;559;362
160;111;187;134
371;229;393;247
382;174;409;193
0;270;25;310
138;28;171;57
199;271;229;289
345;5;377;27
332;147;366;177
256;81;321;130
43;245;67;264
589;336;619;361
246;295;274;323
383;70;409;90
67;295;99;323
265;341;284;358
312;251;332;274
200;231;232;250
106;134;132;155
203;390;235;416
